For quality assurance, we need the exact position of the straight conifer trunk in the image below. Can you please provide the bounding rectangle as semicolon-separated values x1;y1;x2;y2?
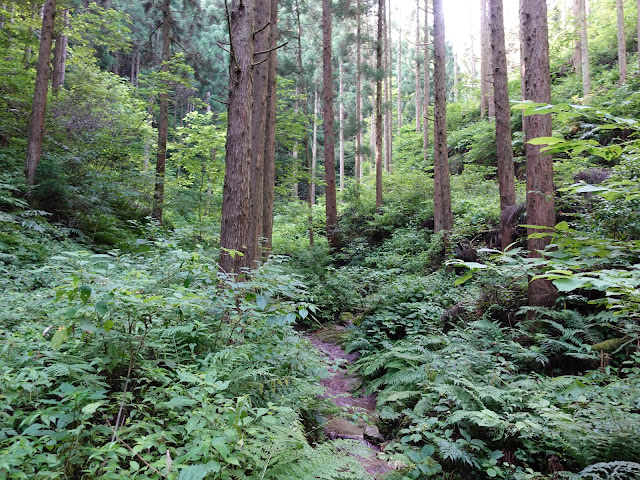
355;0;362;181
52;9;69;94
247;0;271;267
220;0;254;274
423;0;429;159
152;0;171;223
25;0;56;187
376;0;383;208
578;0;590;95
480;0;488;118
520;0;556;307
415;0;421;132
616;0;626;83
385;0;392;173
432;0;452;232
323;0;339;250
397;23;402;133
339;59;345;191
262;0;278;257
490;0;516;250
311;90;318;205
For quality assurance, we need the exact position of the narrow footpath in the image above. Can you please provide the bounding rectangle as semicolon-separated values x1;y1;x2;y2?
307;325;395;479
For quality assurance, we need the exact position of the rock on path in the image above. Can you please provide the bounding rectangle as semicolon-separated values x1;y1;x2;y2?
307;325;395;479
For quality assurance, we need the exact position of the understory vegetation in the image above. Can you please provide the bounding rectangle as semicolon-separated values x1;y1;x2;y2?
4;0;640;479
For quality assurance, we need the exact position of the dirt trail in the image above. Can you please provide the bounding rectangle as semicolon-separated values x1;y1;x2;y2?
308;325;395;479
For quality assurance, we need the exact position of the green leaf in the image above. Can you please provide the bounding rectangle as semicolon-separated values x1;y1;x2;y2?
79;285;92;304
81;402;104;416
163;396;197;409
65;306;81;319
51;326;69;350
95;301;108;316
552;277;589;292
298;308;308;319
178;461;221;480
527;136;564;145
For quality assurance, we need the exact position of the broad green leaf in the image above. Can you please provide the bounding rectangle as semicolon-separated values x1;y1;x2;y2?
81;402;104;416
527;137;564;145
51;326;69;350
177;461;221;480
79;285;92;304
552;277;589;292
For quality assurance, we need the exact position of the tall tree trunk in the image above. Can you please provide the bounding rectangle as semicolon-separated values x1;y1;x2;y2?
52;9;69;95
323;0;339;250
355;0;362;181
311;90;318;205
520;0;556;308
339;59;345;192
480;0;488;118
397;22;403;133
578;0;590;95
385;0;392;173
25;0;56;187
247;0;271;267
481;0;495;118
152;0;171;224
453;52;459;102
423;0;429;160
572;0;582;71
220;0;254;274
616;0;626;83
415;0;421;131
432;0;452;232
376;0;383;208
262;0;278;257
490;0;517;250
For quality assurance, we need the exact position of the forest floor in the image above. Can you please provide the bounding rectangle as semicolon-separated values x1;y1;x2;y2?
308;324;397;479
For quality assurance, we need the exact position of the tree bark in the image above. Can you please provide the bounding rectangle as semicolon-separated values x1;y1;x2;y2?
261;0;278;257
423;0;429;160
220;0;254;274
578;0;590;96
490;0;517;250
415;0;421;131
397;23;402;133
520;0;556;307
376;0;383;209
432;0;453;232
25;0;56;187
384;0;392;173
52;9;68;95
616;0;626;83
480;0;488;118
572;0;582;71
339;59;345;192
355;0;362;181
152;0;171;224
311;89;318;205
481;0;494;118
323;0;339;250
247;0;271;267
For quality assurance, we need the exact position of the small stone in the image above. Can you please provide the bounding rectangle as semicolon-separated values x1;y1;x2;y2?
364;425;385;444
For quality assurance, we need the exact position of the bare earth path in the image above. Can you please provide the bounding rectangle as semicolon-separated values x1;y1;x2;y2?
307;325;395;479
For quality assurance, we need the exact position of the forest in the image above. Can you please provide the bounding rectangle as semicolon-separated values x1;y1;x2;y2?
1;0;640;478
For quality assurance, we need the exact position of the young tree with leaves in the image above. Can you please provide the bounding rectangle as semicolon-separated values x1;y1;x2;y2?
432;0;452;232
